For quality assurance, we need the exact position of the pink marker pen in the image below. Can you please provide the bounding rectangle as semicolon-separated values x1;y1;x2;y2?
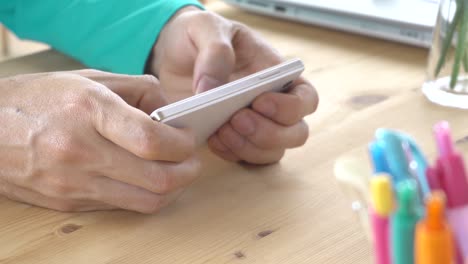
433;121;468;260
370;175;393;264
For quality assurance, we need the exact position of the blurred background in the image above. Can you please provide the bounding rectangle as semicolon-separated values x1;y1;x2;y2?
0;26;48;62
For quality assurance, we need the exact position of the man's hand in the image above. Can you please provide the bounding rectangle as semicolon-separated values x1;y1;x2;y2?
0;70;200;213
150;8;319;164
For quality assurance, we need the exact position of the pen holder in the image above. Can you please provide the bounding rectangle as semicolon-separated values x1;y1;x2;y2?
422;0;468;109
334;153;372;240
335;123;468;264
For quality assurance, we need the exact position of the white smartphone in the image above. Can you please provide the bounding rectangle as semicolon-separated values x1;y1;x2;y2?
150;58;305;146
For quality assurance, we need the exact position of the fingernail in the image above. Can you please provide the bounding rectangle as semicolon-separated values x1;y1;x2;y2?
196;75;223;94
256;98;276;118
232;111;255;136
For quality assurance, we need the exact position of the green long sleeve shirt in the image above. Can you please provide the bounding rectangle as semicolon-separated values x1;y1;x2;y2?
0;0;203;74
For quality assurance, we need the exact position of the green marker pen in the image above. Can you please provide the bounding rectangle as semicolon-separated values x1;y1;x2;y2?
391;179;422;264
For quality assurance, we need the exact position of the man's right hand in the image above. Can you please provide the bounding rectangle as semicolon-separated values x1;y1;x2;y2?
0;70;200;213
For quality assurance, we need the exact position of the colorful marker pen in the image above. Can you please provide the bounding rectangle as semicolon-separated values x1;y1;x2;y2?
425;162;442;191
375;129;409;184
433;121;468;261
433;121;468;208
370;174;393;264
448;207;468;263
374;129;430;198
391;179;422;264
399;134;430;198
369;141;390;174
415;191;454;264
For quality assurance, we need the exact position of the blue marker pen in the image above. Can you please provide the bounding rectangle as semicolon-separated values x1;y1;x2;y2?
374;129;430;198
375;129;411;183
369;141;390;174
399;134;430;198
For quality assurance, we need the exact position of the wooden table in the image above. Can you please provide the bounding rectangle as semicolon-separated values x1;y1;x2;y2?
2;2;465;263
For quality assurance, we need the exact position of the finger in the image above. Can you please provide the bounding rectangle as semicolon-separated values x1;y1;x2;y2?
93;94;196;162
0;179;114;212
217;123;285;164
290;79;319;115
252;81;319;126
99;138;201;194
207;135;240;162
89;176;180;214
72;69;168;114
229;22;283;79
188;13;236;93
230;109;309;150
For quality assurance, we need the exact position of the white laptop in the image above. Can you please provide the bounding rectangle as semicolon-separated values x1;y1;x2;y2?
221;0;440;48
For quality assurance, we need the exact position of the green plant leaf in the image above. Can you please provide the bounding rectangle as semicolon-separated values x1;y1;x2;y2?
463;46;468;71
435;0;462;77
450;0;468;89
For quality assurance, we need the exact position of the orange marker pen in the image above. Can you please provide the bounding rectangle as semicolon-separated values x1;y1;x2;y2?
415;191;455;264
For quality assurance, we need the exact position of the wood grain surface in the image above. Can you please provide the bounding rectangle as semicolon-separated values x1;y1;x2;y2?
0;2;444;264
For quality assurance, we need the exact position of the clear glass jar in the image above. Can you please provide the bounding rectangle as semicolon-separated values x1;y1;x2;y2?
422;0;468;109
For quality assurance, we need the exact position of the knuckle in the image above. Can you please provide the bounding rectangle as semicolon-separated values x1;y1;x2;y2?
271;133;285;149
44;176;75;199
84;69;103;74
140;74;160;88
295;121;310;147
195;11;219;23
257;133;279;150
153;172;175;194
306;95;319;116
288;96;306;122
0;181;11;197
63;85;105;115
302;85;319;115
254;124;282;149
147;157;200;194
210;38;230;49
190;157;202;178
47;134;90;164
74;69;104;76
232;21;248;31
0;183;21;202
138;196;165;214
219;125;244;150
246;149;285;165
53;201;80;212
136;124;162;159
274;149;286;162
179;156;201;184
310;90;319;114
141;164;174;194
262;149;285;165
210;40;234;57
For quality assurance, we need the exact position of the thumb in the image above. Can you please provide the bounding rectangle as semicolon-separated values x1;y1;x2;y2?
189;16;236;93
93;91;195;162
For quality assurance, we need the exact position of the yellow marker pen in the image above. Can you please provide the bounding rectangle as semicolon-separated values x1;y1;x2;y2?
370;174;393;264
